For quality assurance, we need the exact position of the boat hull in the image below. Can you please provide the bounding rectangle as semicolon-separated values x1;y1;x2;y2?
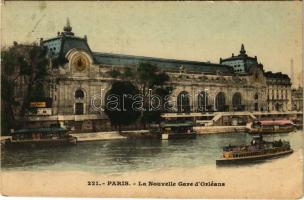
4;137;77;148
167;133;196;140
216;149;293;165
249;127;295;135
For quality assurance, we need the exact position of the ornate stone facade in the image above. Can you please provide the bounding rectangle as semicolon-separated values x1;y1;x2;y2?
291;87;303;111
265;72;292;111
20;22;292;130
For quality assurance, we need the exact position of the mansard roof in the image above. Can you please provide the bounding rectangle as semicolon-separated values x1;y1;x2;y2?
265;71;291;86
264;71;290;80
220;44;258;63
41;19;93;65
42;35;92;61
220;54;257;62
42;21;234;74
93;52;234;74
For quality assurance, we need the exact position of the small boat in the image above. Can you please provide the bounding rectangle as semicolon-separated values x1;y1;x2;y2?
216;135;293;165
4;126;77;148
160;121;197;140
248;119;296;135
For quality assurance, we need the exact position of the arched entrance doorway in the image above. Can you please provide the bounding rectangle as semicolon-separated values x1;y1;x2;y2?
232;92;243;111
197;91;208;112
177;91;190;113
215;92;226;111
75;89;85;115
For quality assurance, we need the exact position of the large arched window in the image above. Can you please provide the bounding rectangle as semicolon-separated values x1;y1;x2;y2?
75;89;85;99
232;92;242;111
254;93;259;111
215;92;226;111
75;89;85;115
197;91;208;112
177;91;190;113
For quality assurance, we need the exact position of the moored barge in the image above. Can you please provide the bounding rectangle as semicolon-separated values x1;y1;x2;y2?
5;127;77;148
216;135;293;165
160;121;197;140
248;119;296;135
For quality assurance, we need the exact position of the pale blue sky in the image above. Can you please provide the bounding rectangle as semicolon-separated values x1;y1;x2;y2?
2;1;302;86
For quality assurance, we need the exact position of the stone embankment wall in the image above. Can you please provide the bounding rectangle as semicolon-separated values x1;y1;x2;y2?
194;126;247;134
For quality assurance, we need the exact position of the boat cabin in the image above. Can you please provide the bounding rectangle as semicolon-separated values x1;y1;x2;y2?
160;121;197;139
160;121;195;134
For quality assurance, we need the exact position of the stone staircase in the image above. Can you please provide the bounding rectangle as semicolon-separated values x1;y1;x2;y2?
210;112;256;126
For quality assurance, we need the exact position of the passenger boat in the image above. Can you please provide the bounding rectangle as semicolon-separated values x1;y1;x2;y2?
216;135;293;165
248;119;296;135
160;121;197;140
5;126;77;148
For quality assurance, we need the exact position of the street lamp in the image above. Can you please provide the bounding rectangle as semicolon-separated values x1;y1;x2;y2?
149;88;152;111
100;88;105;113
204;88;208;112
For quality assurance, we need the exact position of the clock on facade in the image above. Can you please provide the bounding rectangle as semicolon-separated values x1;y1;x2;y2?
74;56;87;72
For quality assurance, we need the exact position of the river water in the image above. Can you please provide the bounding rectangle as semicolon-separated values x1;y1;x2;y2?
1;131;303;174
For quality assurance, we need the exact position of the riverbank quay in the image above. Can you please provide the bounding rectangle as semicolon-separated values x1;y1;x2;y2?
0;130;149;143
71;130;158;142
0;126;246;144
194;126;247;135
70;130;157;142
70;131;127;142
0;119;300;143
71;126;249;141
0;132;127;144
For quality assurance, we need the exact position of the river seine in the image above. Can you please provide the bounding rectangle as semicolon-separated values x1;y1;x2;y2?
1;131;302;174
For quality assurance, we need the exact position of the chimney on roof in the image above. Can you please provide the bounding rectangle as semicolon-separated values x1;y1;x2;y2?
240;44;246;55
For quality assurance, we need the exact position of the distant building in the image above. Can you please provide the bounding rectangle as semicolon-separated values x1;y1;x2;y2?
291;87;303;111
265;72;292;111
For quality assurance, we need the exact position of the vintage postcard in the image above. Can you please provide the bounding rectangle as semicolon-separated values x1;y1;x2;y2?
1;1;303;199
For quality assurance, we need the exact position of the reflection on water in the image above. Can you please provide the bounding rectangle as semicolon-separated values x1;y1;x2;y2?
1;131;302;174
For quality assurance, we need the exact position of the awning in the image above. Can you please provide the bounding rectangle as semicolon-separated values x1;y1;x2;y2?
257;120;295;126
